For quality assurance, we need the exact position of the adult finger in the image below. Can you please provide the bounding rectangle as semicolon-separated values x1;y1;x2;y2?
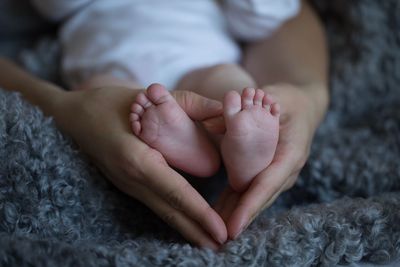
202;116;226;135
227;161;294;239
172;90;223;121
139;156;227;244
214;176;295;239
133;180;221;250
106;163;222;248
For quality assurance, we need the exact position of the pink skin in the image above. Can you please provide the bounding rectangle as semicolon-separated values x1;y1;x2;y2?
130;83;220;177
221;88;280;192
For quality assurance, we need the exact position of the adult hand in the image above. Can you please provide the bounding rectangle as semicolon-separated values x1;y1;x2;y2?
52;86;227;248
213;83;328;239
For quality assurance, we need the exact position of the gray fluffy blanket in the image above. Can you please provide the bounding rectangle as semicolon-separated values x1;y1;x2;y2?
0;1;399;266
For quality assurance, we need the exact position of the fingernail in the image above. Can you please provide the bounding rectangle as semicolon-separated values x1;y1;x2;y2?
217;237;225;245
213;233;225;245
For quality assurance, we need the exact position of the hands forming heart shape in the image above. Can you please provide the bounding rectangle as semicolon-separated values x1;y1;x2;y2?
53;84;321;250
0;58;326;250
0;0;328;249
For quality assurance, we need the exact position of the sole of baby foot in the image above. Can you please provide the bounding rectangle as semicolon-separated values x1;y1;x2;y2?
130;83;220;177
221;87;280;192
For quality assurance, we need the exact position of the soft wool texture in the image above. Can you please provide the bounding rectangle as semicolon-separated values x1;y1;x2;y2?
0;0;399;266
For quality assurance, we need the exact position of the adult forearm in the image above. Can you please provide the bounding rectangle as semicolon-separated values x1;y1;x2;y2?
249;0;328;86
0;58;65;116
244;0;329;123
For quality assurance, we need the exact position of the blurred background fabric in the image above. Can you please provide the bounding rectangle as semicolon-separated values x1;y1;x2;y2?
0;0;59;81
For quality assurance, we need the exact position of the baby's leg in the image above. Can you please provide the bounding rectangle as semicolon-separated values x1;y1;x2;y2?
176;64;280;192
175;63;256;100
73;73;142;91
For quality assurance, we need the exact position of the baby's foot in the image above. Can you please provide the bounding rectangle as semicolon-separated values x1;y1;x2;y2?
130;83;220;177
221;88;280;192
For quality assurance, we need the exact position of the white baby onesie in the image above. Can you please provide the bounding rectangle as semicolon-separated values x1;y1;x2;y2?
31;0;300;89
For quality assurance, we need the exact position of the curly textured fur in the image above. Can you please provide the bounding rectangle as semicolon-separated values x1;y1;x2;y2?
0;0;399;266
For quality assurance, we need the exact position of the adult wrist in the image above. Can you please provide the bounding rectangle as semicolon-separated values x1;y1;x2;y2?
300;81;329;127
29;81;69;118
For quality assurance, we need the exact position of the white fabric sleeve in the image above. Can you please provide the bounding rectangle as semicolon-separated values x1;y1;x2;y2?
223;0;301;41
30;0;94;21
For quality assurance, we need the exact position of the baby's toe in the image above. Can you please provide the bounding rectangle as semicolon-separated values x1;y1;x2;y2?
262;93;276;110
253;89;264;106
146;83;172;105
129;113;140;122
270;103;280;117
131;121;142;136
136;92;153;109
242;87;256;109
131;103;145;116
